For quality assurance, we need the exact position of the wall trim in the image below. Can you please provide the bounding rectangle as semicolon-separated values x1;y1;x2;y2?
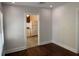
5;41;52;54
39;40;52;45
52;41;78;53
5;46;26;54
5;41;77;54
75;8;79;53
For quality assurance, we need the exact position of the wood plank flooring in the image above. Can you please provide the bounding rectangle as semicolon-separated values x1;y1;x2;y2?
5;43;78;56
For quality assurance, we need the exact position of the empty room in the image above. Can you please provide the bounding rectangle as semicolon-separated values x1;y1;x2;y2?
0;2;79;56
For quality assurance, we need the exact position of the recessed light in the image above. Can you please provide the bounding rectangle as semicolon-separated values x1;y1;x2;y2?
50;5;53;8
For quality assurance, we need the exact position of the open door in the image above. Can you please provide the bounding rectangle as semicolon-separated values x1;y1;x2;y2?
26;15;40;48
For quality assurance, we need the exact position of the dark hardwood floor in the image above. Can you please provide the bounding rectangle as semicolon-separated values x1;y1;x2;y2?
5;43;78;56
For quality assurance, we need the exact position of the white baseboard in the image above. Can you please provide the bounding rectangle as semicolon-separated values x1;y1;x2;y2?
5;46;26;54
52;40;78;53
5;41;52;54
5;41;77;54
39;40;52;45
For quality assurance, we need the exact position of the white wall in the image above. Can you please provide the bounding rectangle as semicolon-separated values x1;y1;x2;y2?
3;5;52;54
52;3;79;53
0;3;4;56
3;5;26;53
3;2;79;54
77;7;79;53
40;8;52;44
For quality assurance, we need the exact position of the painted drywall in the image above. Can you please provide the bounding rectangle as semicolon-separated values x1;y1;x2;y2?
77;7;79;53
40;8;52;44
3;5;52;53
3;5;26;53
0;3;4;56
52;3;79;53
3;2;79;54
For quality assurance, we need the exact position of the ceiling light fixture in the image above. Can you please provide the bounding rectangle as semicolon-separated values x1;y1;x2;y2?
50;5;53;8
26;15;30;17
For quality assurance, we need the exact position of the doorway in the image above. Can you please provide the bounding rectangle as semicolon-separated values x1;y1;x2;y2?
25;14;40;48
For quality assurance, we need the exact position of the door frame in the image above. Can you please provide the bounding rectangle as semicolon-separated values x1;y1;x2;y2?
75;8;79;53
24;13;40;49
0;9;4;55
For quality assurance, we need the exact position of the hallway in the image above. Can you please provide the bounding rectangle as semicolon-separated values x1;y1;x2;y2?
26;15;39;48
27;36;38;48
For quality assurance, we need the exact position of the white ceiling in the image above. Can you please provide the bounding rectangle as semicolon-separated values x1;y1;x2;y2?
3;2;68;8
